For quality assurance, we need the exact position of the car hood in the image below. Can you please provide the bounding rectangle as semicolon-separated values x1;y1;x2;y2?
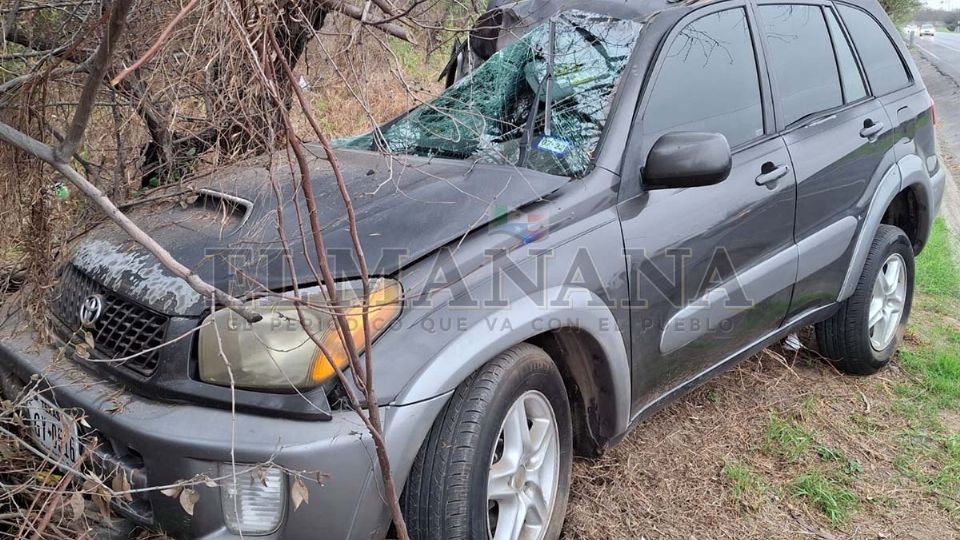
69;147;568;316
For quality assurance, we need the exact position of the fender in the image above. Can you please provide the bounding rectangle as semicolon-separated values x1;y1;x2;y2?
838;154;945;301
838;162;901;301
395;285;632;436
900;153;945;247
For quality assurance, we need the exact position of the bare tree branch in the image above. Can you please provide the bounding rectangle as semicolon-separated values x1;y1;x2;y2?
56;0;131;161
319;0;416;42
109;0;201;87
0;121;263;323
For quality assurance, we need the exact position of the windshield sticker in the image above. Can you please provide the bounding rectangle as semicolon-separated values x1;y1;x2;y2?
536;136;571;156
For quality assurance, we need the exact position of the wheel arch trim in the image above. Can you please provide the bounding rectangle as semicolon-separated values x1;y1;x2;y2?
838;161;902;301
839;154;943;302
394;286;631;437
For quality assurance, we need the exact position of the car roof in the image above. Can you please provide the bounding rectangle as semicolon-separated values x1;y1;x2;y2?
490;0;680;22
491;0;892;25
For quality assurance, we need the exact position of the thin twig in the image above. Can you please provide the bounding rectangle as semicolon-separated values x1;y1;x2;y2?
110;0;201;86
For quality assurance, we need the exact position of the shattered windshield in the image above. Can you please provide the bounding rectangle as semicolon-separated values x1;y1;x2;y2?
335;11;642;177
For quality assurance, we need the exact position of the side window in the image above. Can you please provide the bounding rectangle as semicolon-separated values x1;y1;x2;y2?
759;5;843;126
642;8;763;149
824;8;867;102
837;5;910;96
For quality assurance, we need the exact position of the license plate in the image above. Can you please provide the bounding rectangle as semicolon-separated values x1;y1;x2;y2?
24;392;82;464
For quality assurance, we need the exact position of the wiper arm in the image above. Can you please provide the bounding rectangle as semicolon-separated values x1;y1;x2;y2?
517;73;546;167
543;18;556;138
518;18;557;168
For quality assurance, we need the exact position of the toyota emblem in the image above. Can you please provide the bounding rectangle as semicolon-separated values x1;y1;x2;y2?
79;294;104;327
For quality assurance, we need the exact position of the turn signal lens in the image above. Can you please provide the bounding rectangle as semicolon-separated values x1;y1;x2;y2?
311;280;401;383
220;464;286;535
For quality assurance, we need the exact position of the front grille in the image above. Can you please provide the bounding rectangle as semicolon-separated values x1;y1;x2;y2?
51;265;169;376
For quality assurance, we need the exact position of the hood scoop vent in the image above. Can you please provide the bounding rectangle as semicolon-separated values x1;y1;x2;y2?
188;189;253;236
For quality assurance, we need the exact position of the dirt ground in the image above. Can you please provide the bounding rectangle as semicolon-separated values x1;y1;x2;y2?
564;337;958;539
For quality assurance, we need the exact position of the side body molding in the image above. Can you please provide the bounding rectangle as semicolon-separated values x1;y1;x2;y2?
899;153;946;248
796;216;858;282
396;286;632;436
659;246;799;356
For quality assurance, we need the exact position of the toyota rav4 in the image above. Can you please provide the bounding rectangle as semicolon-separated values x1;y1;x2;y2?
0;0;945;538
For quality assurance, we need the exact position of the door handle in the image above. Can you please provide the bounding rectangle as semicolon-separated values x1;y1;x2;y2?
756;164;790;186
859;120;884;139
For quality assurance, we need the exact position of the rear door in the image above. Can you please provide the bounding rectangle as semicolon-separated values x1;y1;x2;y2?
618;4;798;411
836;3;934;186
755;1;895;318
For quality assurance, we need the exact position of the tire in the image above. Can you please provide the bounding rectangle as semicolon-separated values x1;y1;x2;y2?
403;343;572;540
815;224;915;375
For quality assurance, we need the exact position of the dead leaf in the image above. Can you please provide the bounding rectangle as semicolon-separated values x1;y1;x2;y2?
82;472;103;492
68;492;85;522
161;485;183;498
291;476;309;511
92;485;112;520
82;329;95;349
112;470;133;501
74;343;90;359
179;487;199;516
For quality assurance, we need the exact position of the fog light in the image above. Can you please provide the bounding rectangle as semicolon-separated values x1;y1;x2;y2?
219;464;286;535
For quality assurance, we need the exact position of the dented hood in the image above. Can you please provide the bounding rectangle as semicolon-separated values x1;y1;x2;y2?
70;147;567;316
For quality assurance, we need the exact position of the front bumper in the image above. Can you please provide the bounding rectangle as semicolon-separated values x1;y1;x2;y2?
0;312;448;539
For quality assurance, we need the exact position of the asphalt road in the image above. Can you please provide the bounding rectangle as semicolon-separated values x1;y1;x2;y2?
912;33;960;236
913;31;960;68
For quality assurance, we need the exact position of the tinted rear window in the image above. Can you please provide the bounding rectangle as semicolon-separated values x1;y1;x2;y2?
838;5;910;95
759;5;843;126
825;8;867;103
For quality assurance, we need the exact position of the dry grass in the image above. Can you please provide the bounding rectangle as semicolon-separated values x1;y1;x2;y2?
564;336;960;540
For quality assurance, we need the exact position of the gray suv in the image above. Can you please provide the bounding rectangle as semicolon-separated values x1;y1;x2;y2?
0;0;945;538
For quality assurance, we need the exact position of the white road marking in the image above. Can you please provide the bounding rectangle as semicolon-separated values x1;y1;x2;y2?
927;37;960;55
917;45;942;61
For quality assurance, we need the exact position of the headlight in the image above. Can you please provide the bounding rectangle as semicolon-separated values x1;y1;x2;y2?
198;278;401;391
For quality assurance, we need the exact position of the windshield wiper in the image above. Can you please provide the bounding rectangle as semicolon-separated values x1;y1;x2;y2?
518;18;557;168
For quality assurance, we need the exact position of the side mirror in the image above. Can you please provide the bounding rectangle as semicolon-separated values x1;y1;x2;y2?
643;132;732;190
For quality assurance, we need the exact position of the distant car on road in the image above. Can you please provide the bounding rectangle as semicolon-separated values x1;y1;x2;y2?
920;23;936;36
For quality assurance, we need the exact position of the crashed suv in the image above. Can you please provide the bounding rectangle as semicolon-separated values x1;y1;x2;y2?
0;0;945;538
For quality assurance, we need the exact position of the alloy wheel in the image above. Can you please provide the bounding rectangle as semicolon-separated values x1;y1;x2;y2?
486;390;560;540
868;253;907;351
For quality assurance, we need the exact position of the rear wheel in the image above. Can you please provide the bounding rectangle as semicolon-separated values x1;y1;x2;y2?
816;224;914;374
403;343;572;540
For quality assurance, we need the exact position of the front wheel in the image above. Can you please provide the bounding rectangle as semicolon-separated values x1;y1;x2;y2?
403;343;572;540
816;224;915;374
